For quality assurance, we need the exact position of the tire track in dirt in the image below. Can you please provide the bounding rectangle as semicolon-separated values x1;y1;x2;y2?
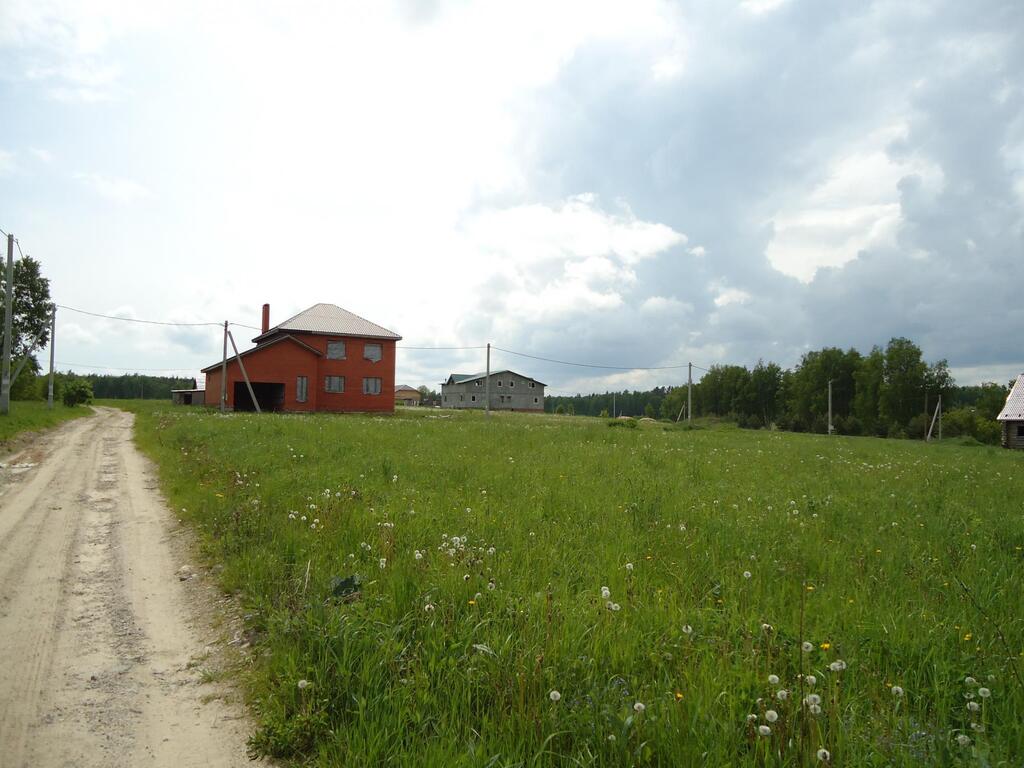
0;408;258;767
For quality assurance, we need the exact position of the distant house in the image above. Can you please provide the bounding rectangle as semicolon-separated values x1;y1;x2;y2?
202;303;401;413
395;385;421;406
441;370;545;412
997;374;1024;449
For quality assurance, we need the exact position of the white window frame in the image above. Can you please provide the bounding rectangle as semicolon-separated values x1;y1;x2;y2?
325;375;345;393
529;381;536;388
363;377;382;395
297;376;308;403
326;340;346;359
363;343;383;362
496;380;502;387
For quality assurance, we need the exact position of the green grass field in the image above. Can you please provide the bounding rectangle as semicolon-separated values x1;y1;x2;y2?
0;400;91;448
127;405;1024;766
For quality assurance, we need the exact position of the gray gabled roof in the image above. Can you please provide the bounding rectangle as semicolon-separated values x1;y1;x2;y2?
445;370;547;386
997;374;1024;421
253;303;401;343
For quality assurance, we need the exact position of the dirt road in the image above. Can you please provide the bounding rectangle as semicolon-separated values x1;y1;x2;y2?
0;407;255;767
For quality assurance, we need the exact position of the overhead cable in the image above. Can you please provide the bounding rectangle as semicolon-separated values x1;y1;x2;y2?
493;345;690;371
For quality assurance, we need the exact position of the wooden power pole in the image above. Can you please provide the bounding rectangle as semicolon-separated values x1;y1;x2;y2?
1;233;14;415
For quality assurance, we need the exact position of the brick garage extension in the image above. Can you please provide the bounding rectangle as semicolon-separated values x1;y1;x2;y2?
202;303;400;414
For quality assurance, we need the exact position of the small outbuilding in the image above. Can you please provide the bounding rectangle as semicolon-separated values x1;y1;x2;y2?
997;374;1024;449
171;388;205;406
395;385;421;406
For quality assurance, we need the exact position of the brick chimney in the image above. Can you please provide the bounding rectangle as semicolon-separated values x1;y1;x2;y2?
261;303;270;334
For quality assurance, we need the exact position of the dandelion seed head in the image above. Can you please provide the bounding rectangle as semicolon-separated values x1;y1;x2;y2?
776;689;789;701
633;701;645;713
601;586;611;599
297;679;311;690
765;709;778;722
768;674;779;685
549;690;561;702
967;701;980;712
816;748;830;761
758;725;771;736
682;624;693;635
956;734;971;747
891;686;904;697
805;675;816;686
802;641;813;652
978;687;991;698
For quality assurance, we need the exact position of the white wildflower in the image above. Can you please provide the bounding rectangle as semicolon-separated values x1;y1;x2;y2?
768;674;779;685
743;570;752;579
956;734;971;747
809;703;822;715
601;586;611;599
802;641;814;652
682;624;693;635
379;558;387;569
816;748;830;761
804;693;821;706
964;676;977;685
829;660;847;672
758;725;771;736
549;690;561;702
805;675;817;686
967;701;980;712
765;709;778;723
776;689;789;701
978;687;991;698
891;686;904;697
625;563;634;572
297;679;311;690
633;701;645;713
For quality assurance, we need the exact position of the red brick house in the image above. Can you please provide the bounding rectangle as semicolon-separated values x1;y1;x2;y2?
202;303;401;413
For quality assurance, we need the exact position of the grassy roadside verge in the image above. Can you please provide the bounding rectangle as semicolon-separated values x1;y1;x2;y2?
117;403;1024;766
0;400;92;450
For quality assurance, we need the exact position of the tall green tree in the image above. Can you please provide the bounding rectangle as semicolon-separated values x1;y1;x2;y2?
853;346;885;435
879;337;928;429
1;255;54;358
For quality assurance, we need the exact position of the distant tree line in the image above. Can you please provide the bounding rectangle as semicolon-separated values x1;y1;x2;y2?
545;337;1009;444
12;366;197;402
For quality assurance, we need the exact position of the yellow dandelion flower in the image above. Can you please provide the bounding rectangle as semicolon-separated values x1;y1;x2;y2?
468;599;477;606
674;691;684;701
820;642;830;650
963;632;972;641
806;585;815;592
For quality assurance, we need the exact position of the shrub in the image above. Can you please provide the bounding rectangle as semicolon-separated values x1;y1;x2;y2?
62;378;93;407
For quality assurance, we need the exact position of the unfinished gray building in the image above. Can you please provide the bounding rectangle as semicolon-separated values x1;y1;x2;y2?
441;370;545;412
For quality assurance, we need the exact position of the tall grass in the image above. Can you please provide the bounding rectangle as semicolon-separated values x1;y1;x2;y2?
130;405;1024;766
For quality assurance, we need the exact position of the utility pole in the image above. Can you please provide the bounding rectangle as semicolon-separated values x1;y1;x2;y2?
47;307;55;409
220;320;228;412
938;395;942;441
688;362;693;425
1;233;14;415
485;343;491;418
827;378;833;436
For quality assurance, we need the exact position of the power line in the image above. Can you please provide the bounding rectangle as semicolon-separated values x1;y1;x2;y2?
56;304;222;328
492;345;691;371
398;345;486;350
56;361;200;372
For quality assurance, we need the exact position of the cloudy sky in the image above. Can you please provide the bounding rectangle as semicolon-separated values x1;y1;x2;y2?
1;0;1022;394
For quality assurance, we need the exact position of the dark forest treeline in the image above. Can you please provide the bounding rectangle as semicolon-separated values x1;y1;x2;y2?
545;337;1010;444
13;365;196;402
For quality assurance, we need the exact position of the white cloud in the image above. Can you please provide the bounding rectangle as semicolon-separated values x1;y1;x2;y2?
740;0;790;15
713;286;751;307
75;172;151;203
30;148;54;164
641;296;692;314
765;123;945;282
